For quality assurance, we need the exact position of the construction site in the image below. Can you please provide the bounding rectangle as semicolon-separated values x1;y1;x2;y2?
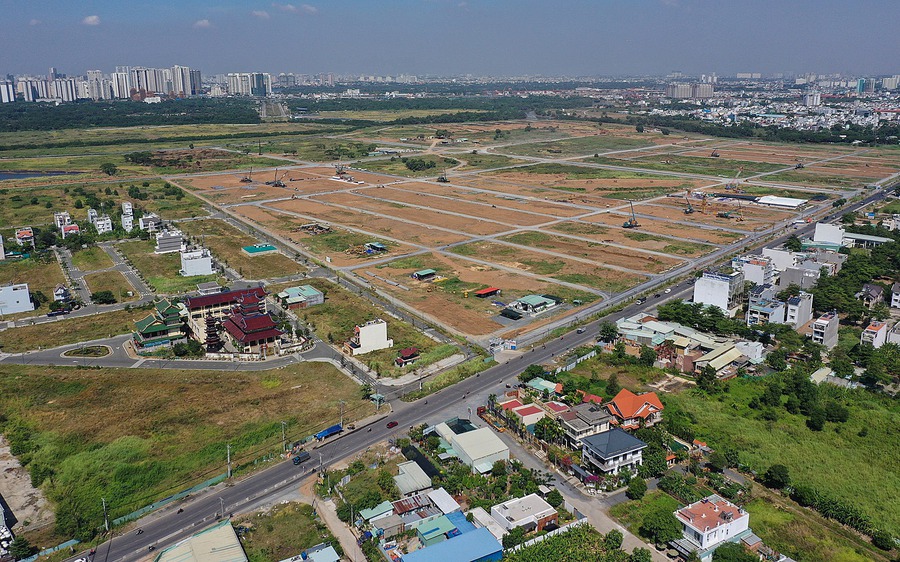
174;122;882;343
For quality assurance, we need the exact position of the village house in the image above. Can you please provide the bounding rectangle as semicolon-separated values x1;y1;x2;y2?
606;389;663;429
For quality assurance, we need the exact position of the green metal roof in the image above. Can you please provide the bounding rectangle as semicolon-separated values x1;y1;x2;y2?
414;269;437;277
135;314;166;334
516;294;555;307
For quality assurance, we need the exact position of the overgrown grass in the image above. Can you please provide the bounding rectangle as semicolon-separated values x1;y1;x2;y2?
83;272;137;302
239;503;343;562
178;219;302;280
664;379;900;536
0;254;66;303
505;163;666;180
501;135;652;158
0;307;144;352
402;356;496;401
609;490;680;538
0;362;371;541
70;247;113;271
456;152;526;170
117;240;219;293
355;155;460;178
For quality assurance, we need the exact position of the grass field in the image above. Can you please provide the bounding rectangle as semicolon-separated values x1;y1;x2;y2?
500;134;653;158
663;380;900;536
297;278;458;376
300;229;395;257
508;162;671;180
0;255;66;302
0;154;155;179
354;155;461;178
239;502;342;562
585;154;785;177
609;490;680;539
0;361;371;540
764;170;866;189
452;152;527;170
117;240;219;293
315;108;488;121
70;247;113;271
83;272;137;302
0;307;141;352
178;219;303;280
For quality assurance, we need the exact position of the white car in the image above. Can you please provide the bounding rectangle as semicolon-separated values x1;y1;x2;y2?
664;288;671;294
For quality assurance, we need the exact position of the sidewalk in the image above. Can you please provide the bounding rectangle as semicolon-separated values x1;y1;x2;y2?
317;497;366;562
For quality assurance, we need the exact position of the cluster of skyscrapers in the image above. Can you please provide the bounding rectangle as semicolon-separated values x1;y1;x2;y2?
1;65;201;103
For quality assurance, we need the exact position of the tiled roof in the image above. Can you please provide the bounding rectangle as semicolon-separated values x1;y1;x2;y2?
185;287;266;310
607;388;663;420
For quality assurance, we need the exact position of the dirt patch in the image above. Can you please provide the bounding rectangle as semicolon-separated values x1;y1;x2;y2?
392;182;585;217
0;435;54;532
629;202;761;230
582;213;745;245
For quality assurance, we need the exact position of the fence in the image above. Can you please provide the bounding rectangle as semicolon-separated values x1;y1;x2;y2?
553;350;597;375
112;472;227;526
505;518;591;553
20;540;80;562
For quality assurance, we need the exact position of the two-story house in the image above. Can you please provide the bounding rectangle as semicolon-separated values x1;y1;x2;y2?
671;495;752;562
558;402;611;449
581;428;646;475
606;388;663;429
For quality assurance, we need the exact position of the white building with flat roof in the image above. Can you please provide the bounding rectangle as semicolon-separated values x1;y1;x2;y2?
155;229;184;254
861;321;888;348
693;271;744;316
490;494;558;533
0;283;35;315
344;318;393;355
672;495;751;562
811;312;840;349
180;248;215;277
93;215;113;234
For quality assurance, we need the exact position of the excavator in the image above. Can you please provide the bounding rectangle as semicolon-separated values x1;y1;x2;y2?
683;194;695;214
710;149;720;158
239;167;253;183
265;168;288;188
437;170;449;183
623;201;640;228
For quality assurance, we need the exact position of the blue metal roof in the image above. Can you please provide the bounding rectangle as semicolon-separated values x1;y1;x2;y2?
401;528;502;562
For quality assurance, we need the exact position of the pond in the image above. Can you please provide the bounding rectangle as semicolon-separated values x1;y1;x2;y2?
0;171;81;180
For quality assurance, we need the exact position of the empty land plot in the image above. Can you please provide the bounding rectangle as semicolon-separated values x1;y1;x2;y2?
762;170;867;189
0;361;371;536
70;247;114;271
450;240;646;293
650;197;798;223
178;219;302;279
451;152;529;170
226;205;414;267
736;183;835;199
679;144;852;165
582;213;744;245
362;187;554;226
629;202;762;230
353;155;461;178
368;253;597;336
196;184;297;205
264;199;468;246
298;278;457;376
585;153;786;177
0;154;155;182
118;240;219;293
498;231;684;274
181;169;320;192
0;256;66;300
127;149;286;175
549;221;714;257
500;134;653;158
0;307;140;352
808;160;897;181
311;193;512;235
394;182;587;217
84;271;137;302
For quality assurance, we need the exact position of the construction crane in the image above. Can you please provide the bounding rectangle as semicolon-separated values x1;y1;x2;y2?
795;161;805;169
737;201;745;222
710;149;720;157
266;168;287;187
437;170;449;183
622;201;640;228
683;194;695;214
239;167;253;183
725;167;743;190
699;196;708;214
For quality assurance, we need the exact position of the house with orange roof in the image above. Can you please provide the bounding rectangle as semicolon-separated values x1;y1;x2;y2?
606;388;663;429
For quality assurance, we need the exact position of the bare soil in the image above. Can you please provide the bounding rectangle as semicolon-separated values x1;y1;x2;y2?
582;213;745;245
0;435;54;532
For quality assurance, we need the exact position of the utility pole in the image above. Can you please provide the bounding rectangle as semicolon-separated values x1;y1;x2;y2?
281;421;287;452
227;444;232;478
102;497;109;532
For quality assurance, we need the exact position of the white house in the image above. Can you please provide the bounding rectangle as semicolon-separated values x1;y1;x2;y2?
140;213;162;233
784;291;814;328
53;211;72;229
891;283;900;309
434;423;509;474
121;213;134;231
0;284;35;315
813;223;845;246
860;320;888;348
672;495;751;562
0;234;5;260
490;494;558;533
155;229;184;254
811;312;840;349
730;255;776;286
344;318;393;356
693;271;744;316
93;215;113;234
581;428;647;475
180;248;215;277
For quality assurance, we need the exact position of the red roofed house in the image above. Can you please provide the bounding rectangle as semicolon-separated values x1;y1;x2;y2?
511;404;545;426
222;312;283;354
61;224;81;239
576;389;604;404
543;401;570;416
499;399;524;411
184;287;267;339
395;347;420;366
473;287;501;298
606;388;663;429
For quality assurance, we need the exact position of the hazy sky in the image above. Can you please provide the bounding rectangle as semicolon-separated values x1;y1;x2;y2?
2;0;899;77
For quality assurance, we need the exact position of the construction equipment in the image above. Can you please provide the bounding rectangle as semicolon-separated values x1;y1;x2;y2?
710;149;720;157
239;167;253;183
266;168;287;188
725;167;743;190
795;161;805;169
437;170;449;183
699;196;708;213
717;209;733;219
683;194;695;214
622;201;640;228
737;201;745;222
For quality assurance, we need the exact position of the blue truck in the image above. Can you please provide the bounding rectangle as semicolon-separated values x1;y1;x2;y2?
314;423;342;441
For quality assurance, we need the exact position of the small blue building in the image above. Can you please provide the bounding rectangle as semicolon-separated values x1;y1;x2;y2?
400;527;502;562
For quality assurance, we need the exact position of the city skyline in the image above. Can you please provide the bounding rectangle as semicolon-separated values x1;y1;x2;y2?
2;0;899;77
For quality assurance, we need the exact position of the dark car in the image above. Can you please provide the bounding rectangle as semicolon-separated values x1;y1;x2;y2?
47;309;71;317
292;451;311;465
386;421;399;429
654;293;661;298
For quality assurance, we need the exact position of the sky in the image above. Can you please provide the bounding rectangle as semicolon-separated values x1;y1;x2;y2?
2;0;899;78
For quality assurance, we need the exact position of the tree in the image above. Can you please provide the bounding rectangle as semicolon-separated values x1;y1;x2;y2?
635;124;645;133
91;290;117;304
502;526;527;549
99;162;118;176
762;464;790;489
630;548;653;562
784;234;803;252
697;364;719;392
519;364;545;383
491;460;507;478
606;373;621;397
534;416;564;444
605;529;624;550
871;529;895;551
640;507;682;544
9;537;37;560
545;488;564;508
74;198;83;209
639;447;669;478
806;406;826;431
626;476;647;500
824;401;850;423
712;542;758;562
639;345;657;367
598;320;618;343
